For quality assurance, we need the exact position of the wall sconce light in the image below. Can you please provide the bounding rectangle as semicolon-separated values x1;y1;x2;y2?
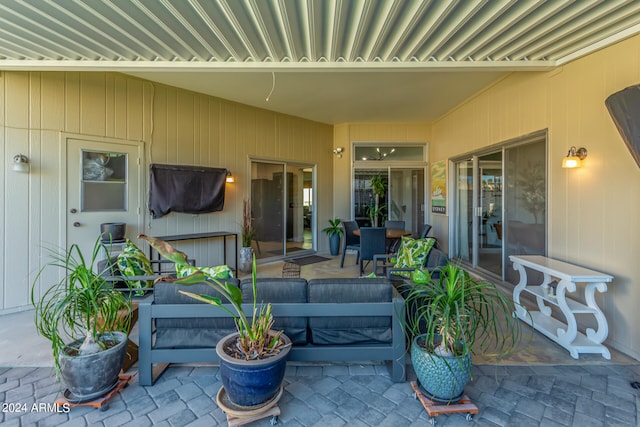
225;171;235;183
562;146;587;168
333;147;344;158
12;154;29;172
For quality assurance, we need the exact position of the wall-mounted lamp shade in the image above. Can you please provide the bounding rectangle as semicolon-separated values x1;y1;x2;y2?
12;154;29;172
562;146;587;168
225;171;235;183
332;147;344;158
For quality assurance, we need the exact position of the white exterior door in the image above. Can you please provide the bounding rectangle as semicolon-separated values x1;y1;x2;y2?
66;136;143;258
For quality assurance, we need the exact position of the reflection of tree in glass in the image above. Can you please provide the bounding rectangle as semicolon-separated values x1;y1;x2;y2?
517;162;545;224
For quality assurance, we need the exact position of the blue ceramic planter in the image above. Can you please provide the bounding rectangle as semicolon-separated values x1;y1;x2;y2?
329;233;341;256
216;332;291;407
411;334;471;403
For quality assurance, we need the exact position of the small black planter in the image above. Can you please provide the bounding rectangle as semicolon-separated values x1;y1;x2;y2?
216;332;291;407
100;222;126;242
60;331;128;403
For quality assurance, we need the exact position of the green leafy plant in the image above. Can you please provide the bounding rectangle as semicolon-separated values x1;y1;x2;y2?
369;174;387;226
322;218;344;237
139;234;286;360
241;199;256;247
31;237;131;375
403;262;521;357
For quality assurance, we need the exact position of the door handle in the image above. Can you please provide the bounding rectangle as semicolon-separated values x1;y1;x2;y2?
73;222;81;227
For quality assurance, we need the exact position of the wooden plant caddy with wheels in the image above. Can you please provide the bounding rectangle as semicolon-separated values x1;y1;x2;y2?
54;373;133;412
411;381;477;425
216;385;283;426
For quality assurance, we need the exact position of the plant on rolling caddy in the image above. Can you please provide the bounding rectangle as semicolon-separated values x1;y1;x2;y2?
139;234;291;409
31;237;132;403
403;262;522;404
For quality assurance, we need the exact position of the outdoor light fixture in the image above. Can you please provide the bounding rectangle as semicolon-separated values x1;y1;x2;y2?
333;147;344;158
12;154;29;172
562;146;588;168
225;171;235;183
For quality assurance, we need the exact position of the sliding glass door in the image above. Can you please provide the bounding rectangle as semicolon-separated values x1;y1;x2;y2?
452;133;547;282
251;160;315;260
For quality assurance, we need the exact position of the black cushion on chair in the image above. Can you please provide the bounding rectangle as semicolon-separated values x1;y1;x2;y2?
240;278;309;345
307;278;392;345
154;279;240;348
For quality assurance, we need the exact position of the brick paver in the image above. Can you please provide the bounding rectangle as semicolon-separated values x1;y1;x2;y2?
1;363;639;426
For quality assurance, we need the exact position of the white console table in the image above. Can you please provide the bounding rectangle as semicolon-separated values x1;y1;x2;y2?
510;255;613;359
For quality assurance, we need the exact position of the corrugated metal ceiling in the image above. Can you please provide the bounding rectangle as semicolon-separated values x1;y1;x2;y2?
0;0;639;69
2;1;640;123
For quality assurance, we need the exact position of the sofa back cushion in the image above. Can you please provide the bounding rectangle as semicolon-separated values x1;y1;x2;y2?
240;278;308;345
153;279;240;349
308;278;392;345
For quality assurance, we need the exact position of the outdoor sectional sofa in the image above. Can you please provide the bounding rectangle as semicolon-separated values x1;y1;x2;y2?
137;277;406;386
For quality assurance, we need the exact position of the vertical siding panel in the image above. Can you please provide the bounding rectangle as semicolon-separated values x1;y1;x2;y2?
176;91;195;165
65;72;80;133
105;74;115;137
5;127;30;308
127;79;144;141
28;74;42;309
41;73;65;131
114;76;128;139
6;72;29;128
80;73;106;136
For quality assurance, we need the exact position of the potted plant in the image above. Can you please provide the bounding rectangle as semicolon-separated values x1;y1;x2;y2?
31;237;132;403
239;198;256;274
368;174;386;227
139;234;291;408
403;263;521;403
322;218;344;256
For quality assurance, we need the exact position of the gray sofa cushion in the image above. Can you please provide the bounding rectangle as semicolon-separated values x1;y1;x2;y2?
241;278;308;345
308;278;392;345
154;279;240;348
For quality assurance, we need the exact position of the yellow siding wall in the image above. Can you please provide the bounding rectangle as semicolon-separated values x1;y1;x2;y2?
1;72;333;312
432;35;640;359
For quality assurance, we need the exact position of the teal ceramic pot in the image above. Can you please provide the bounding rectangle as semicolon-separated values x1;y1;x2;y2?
411;334;471;403
329;233;340;256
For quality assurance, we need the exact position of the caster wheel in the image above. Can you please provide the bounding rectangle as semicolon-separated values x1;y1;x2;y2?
100;404;109;412
413;392;417;400
429;417;436;425
270;415;278;425
466;414;474;421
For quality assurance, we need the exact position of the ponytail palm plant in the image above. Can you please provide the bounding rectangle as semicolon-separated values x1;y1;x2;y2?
31;238;131;376
404;262;523;401
404;262;521;357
